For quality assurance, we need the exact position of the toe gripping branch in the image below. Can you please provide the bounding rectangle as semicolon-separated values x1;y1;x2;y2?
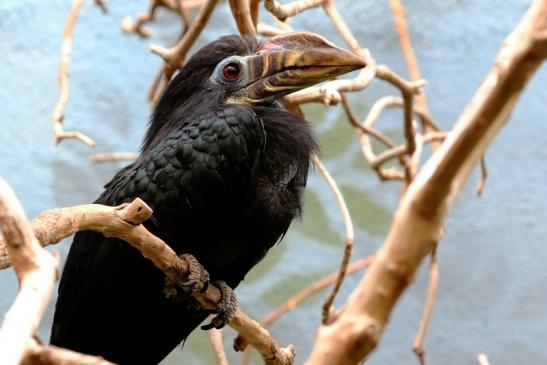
163;253;237;330
200;280;237;330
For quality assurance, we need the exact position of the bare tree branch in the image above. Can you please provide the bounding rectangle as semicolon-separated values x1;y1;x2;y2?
412;250;439;365
209;328;230;365
53;0;96;147
304;1;547;363
0;179;59;365
311;155;355;325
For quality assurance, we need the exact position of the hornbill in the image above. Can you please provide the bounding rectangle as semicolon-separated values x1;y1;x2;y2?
50;32;365;364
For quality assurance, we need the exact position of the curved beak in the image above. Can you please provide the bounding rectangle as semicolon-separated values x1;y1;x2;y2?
242;32;366;102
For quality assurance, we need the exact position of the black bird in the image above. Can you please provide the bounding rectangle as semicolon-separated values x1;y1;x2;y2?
51;32;365;364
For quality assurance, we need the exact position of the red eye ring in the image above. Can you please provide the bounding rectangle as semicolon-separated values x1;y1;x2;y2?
223;63;240;80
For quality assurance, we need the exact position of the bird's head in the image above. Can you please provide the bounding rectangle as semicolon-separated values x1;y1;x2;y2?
146;32;365;149
207;31;366;103
157;31;365;108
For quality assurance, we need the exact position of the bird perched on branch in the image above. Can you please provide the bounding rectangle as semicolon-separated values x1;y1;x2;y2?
50;32;365;364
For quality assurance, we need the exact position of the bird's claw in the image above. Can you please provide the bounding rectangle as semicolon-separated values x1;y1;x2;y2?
163;253;210;301
200;280;237;330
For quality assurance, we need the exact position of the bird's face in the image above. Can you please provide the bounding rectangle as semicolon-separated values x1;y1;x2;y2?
207;32;366;104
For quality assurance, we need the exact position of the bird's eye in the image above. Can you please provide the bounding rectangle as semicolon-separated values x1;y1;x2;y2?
222;63;240;80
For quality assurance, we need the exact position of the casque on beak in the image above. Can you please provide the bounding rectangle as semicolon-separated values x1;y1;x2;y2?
243;32;366;102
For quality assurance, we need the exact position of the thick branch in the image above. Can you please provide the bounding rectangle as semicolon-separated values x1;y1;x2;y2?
0;179;59;365
304;1;547;363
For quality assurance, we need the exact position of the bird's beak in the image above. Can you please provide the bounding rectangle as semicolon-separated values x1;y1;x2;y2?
243;32;366;102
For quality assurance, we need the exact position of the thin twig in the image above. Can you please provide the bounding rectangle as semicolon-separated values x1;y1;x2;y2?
53;0;96;147
149;0;219;101
263;256;374;328
389;0;440;153
89;152;139;163
370;132;446;170
375;65;425;157
311;155;355;325
149;0;219;71
95;0;108;13
232;309;295;365
257;22;289;37
341;94;397;149
229;0;257;36
264;0;325;21
409;126;423;179
475;155;488;196
121;0;204;37
412;249;439;365
209;328;230;365
285;49;374;106
323;0;359;53
121;0;159;38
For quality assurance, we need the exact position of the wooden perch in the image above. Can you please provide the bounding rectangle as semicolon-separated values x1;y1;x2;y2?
304;1;547;363
0;197;294;365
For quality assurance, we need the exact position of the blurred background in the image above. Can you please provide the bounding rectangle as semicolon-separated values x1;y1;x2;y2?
1;0;546;364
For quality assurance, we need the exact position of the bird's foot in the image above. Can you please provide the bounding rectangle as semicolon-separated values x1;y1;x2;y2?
163;253;210;302
201;280;237;330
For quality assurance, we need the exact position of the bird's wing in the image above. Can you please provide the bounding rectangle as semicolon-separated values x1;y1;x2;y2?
51;105;265;364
